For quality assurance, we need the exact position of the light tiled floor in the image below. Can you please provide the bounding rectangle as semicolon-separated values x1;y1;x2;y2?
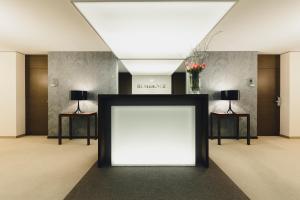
210;136;300;200
0;136;97;200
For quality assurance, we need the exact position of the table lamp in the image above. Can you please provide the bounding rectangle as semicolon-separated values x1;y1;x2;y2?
70;90;88;113
221;90;240;114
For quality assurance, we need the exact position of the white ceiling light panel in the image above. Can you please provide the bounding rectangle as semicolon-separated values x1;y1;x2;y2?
74;1;235;74
120;59;184;75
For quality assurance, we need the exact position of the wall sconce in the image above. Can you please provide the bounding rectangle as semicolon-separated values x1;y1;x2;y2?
50;78;59;87
248;78;255;87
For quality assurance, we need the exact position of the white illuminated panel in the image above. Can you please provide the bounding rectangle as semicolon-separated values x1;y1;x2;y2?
121;59;183;75
74;1;235;74
111;106;195;166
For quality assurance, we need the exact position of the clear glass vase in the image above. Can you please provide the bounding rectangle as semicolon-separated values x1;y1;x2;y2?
189;72;201;94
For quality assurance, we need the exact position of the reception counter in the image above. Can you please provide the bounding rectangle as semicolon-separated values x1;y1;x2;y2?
98;95;209;167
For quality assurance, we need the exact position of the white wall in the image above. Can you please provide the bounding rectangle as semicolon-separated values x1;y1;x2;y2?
0;52;25;137
280;52;300;137
132;75;171;94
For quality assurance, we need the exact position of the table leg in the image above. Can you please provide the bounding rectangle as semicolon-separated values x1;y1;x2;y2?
58;116;62;145
247;116;250;145
236;116;239;140
94;114;98;140
210;115;213;139
87;116;90;145
69;117;73;140
217;117;221;145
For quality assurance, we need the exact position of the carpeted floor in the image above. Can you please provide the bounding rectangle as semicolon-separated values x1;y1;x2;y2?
65;160;248;200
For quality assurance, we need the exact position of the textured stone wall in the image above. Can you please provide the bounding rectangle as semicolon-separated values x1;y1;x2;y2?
48;51;257;137
48;52;118;137
187;51;257;137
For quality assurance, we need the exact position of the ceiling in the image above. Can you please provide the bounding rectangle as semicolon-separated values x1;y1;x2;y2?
74;1;235;75
204;0;300;53
1;0;300;71
0;0;110;54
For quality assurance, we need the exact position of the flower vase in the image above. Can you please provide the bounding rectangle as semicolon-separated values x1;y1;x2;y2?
190;72;201;94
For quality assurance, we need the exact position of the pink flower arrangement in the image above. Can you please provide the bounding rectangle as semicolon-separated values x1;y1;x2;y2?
185;62;207;73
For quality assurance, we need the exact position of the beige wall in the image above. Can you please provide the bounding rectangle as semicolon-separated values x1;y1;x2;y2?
16;53;25;136
280;53;290;136
289;52;300;137
0;52;25;137
280;52;300;137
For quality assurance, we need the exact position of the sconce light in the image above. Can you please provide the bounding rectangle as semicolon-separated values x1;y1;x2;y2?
50;78;59;87
249;78;255;87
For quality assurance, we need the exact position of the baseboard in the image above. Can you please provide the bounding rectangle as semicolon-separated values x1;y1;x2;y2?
280;134;300;139
16;134;26;138
0;134;26;138
26;134;48;136
0;136;18;138
280;134;289;138
209;136;258;139
47;136;97;139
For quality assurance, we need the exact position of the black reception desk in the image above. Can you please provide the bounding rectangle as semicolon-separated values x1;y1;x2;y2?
98;95;209;168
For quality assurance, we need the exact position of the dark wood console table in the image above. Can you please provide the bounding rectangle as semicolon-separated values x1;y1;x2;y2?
210;112;250;145
58;112;97;145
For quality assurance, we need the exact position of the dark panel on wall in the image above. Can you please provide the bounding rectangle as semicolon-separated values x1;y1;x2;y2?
25;55;48;135
257;55;280;136
119;73;132;94
172;72;186;94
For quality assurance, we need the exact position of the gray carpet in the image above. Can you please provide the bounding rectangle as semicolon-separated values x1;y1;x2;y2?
65;161;249;200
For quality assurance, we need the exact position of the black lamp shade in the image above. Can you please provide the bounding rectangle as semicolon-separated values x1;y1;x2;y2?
221;90;240;100
70;90;87;100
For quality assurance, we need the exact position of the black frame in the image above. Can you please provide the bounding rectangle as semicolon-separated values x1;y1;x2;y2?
98;94;209;168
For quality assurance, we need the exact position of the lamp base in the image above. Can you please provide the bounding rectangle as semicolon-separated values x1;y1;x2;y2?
226;100;236;114
73;100;84;114
73;109;83;114
226;107;236;114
